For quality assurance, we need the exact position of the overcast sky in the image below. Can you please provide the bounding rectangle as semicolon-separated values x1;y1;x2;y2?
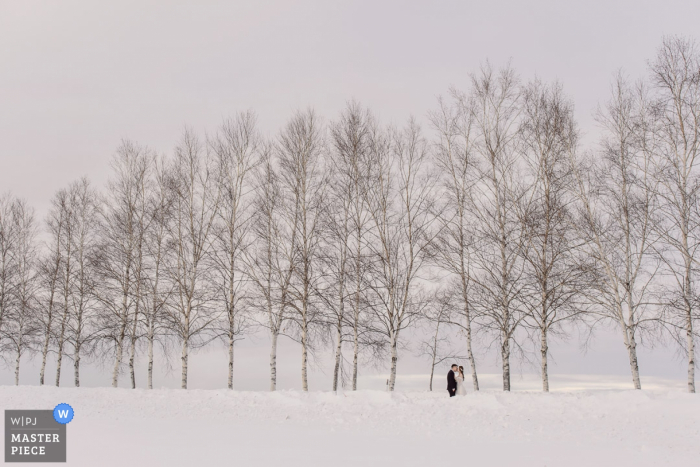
1;0;698;390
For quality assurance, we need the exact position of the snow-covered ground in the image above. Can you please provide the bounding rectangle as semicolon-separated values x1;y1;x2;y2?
1;386;698;466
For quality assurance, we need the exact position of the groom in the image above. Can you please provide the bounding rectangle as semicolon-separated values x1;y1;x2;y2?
447;364;458;397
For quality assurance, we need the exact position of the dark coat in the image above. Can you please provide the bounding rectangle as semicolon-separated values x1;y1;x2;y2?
447;370;457;394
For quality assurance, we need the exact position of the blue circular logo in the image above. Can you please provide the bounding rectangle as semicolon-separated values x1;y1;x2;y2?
53;403;74;424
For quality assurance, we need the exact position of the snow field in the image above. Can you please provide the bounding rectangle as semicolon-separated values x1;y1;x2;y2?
1;386;698;466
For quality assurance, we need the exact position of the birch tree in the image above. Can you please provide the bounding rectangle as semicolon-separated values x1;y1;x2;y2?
65;179;100;387
570;75;659;390
0;194;19;350
141;154;174;389
38;197;66;385
1;198;39;385
247;149;292;391
464;64;527;391
168;129;221;389
649;36;700;393
518;80;587;391
277;109;327;391
211;112;260;389
429;94;481;390
326;101;374;391
95;142;150;388
54;186;77;387
363;119;436;391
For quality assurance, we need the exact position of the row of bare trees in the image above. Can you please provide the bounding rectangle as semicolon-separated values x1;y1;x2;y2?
1;36;699;393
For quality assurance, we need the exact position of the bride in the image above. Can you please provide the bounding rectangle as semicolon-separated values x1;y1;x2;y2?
455;365;467;396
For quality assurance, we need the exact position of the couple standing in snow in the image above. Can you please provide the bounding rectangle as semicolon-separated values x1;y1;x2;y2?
447;364;467;397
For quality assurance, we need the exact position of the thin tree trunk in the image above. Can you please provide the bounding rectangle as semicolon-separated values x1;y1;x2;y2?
301;315;308;392
429;362;435;392
112;295;129;388
147;323;154;389
541;325;549;392
685;259;696;393
352;318;359;391
687;312;695;393
15;347;21;386
128;300;140;389
461;290;479;391
270;331;278;391
619;316;642;389
352;213;363;391
39;288;57;386
181;309;190;389
112;331;125;388
501;335;511;391
73;343;81;387
429;322;439;391
181;336;189;389
388;333;398;391
332;320;342;392
228;329;234;390
465;321;479;391
55;309;69;387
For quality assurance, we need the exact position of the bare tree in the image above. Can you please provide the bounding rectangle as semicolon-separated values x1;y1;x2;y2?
518;80;587;391
0;194;19;350
649;36;700;393
463;63;528;391
141;154;175;389
0;198;39;385
37;196;66;385
429;94;481;391
211;112;260;389
326;101;375;391
277;109;328;391
167;129;221;389
246;149;292;391
66;179;100;387
569;75;659;390
319;163;352;392
362;119;436;391
54;186;77;387
95;142;150;388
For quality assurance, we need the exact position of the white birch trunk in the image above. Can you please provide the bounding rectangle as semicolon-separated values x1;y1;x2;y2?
147;324;154;390
181;334;189;389
39;288;57;386
461;292;479;391
352;320;359;391
540;325;549;392
501;334;511;392
128;303;139;389
388;332;398;391
55;310;69;387
332;321;342;392
73;343;81;387
112;332;125;388
270;331;278;391
684;255;695;393
619;315;642;389
228;330;234;390
301;315;308;392
14;346;21;386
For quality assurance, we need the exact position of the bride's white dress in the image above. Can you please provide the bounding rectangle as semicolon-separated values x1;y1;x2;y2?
455;372;467;396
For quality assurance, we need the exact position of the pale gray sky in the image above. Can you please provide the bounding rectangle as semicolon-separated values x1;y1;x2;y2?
1;0;698;390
